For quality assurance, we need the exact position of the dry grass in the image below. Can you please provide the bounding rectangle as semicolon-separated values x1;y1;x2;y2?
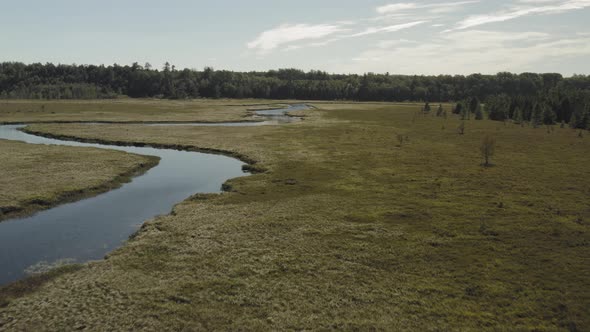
0;140;159;221
0;98;291;123
0;101;589;330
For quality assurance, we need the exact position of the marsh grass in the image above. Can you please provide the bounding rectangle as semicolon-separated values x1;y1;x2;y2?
0;99;291;123
24;259;77;276
0;140;159;221
0;264;83;309
0;101;589;330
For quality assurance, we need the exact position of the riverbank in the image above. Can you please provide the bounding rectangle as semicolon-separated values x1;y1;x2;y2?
0;139;159;222
1;101;589;330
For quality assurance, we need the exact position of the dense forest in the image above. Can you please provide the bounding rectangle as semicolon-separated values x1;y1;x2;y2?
1;62;589;128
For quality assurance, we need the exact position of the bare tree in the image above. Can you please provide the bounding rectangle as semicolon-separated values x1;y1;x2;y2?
457;121;465;135
480;135;496;167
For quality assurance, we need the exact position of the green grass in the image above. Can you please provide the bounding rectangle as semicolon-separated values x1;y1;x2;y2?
0;102;588;330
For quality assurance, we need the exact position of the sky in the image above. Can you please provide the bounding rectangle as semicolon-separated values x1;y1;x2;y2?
1;0;589;75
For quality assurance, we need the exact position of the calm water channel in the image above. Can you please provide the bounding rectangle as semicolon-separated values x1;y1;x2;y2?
0;104;307;285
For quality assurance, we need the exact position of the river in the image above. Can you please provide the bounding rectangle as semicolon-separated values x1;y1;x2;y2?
0;104;306;285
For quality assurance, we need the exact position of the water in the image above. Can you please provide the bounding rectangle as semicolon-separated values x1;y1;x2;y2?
147;104;308;126
0;104;307;285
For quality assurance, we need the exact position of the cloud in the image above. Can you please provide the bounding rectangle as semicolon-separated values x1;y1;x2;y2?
247;24;345;53
376;3;417;14
246;0;590;72
446;0;590;31
349;21;426;37
376;1;480;14
337;30;590;74
255;19;427;54
246;1;475;55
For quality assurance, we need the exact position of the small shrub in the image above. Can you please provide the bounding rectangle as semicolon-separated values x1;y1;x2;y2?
475;107;484;120
480;135;496;167
221;183;234;192
436;104;444;117
423;102;431;114
457;122;465;135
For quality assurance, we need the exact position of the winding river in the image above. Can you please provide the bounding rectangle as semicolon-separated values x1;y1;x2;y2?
0;104;307;285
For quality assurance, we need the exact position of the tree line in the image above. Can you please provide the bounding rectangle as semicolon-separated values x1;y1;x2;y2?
1;61;589;127
449;89;590;130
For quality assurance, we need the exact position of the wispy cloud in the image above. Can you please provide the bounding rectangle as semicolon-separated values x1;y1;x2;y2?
247;2;478;55
246;0;590;74
339;30;590;74
446;0;590;31
247;24;346;53
248;19;428;54
377;1;480;14
349;21;426;37
376;3;417;14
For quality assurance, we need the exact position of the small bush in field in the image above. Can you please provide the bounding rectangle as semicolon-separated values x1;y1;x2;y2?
457;121;465;135
480;135;496;167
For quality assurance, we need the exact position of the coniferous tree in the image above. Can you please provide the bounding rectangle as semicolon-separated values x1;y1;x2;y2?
468;97;480;115
543;103;557;125
513;106;523;124
461;103;470;120
487;94;510;121
570;112;579;129
0;61;589;124
453;102;464;115
531;103;544;128
423;101;431;114
475;105;484;120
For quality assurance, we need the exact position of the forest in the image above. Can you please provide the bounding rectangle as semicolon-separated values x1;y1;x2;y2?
1;62;589;128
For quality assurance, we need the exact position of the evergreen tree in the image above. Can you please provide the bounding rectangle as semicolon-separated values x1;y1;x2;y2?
487;94;510;121
543;103;557;125
468;97;480;114
582;103;590;130
531;103;544;128
453;102;463;115
0;61;588;117
570;112;579;129
475;105;484;120
461;102;470;120
513;106;523;124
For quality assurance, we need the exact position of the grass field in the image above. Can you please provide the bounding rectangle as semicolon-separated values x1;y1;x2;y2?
0;100;589;330
0;140;159;221
0;99;290;123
